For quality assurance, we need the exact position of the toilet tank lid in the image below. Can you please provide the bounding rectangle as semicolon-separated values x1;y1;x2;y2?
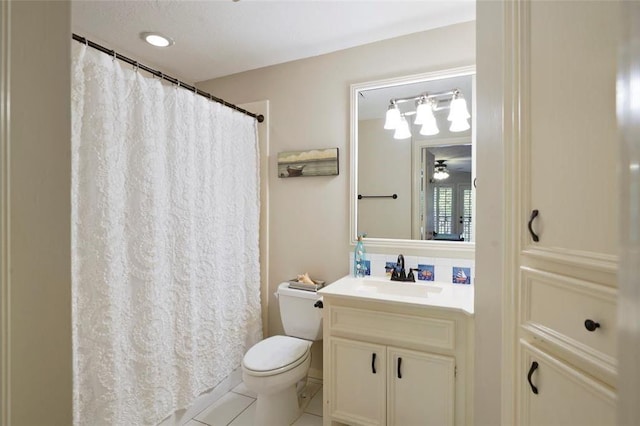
277;282;321;299
243;336;311;372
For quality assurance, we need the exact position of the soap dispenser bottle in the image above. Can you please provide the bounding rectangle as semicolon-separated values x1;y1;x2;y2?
354;234;367;277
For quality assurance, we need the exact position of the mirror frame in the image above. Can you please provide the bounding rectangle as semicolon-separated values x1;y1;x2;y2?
350;65;476;255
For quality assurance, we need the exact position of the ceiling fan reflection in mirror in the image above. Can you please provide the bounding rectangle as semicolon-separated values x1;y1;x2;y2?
433;160;450;180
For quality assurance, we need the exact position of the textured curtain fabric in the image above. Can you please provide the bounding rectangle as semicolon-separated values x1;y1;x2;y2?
71;43;262;425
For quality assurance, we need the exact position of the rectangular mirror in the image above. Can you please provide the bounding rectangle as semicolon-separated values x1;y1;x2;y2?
350;66;476;254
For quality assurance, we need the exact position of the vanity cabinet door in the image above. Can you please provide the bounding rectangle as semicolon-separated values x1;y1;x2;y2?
519;341;615;426
387;347;455;426
329;337;386;426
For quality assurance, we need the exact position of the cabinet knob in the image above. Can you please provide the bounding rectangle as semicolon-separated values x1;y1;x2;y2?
584;319;600;332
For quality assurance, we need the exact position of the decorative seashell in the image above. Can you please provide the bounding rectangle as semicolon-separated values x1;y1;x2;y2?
297;272;315;285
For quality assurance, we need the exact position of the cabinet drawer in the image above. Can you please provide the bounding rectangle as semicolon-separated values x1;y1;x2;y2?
520;267;617;371
330;306;455;350
518;340;615;426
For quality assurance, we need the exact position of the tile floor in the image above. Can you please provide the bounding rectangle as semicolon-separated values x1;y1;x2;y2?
184;379;323;426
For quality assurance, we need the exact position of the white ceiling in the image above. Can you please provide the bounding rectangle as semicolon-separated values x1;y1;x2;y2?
71;0;475;83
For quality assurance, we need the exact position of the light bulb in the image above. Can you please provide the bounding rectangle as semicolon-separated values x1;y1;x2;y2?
384;104;401;129
393;116;411;140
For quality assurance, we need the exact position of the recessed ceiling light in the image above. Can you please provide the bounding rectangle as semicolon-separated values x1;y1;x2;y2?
140;32;174;48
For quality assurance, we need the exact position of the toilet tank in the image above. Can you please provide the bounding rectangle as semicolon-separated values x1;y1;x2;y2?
277;282;323;341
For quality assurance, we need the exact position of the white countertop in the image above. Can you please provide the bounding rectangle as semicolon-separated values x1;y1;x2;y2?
318;274;474;316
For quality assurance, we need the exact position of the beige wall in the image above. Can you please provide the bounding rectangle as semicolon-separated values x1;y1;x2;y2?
1;1;73;425
357;118;411;239
197;21;475;378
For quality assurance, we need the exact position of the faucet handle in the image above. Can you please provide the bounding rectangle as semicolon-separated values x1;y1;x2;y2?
391;268;400;280
407;269;416;282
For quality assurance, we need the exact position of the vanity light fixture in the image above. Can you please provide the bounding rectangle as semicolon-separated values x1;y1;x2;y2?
433;160;450;180
384;103;401;129
140;32;174;48
384;89;470;139
417;98;439;136
447;91;471;132
393;116;412;140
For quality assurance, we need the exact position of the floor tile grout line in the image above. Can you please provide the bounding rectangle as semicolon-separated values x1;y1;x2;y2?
192;384;323;426
190;392;254;426
224;400;256;426
231;390;256;399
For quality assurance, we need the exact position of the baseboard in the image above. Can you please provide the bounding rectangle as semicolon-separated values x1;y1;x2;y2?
157;366;243;426
308;367;323;381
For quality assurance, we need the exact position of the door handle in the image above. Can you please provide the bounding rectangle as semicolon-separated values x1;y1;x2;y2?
397;357;402;379
371;353;376;374
527;361;539;394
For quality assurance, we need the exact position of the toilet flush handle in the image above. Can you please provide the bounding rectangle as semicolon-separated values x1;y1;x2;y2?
314;299;323;309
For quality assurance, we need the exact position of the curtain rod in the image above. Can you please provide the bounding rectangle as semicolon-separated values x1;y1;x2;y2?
72;34;264;123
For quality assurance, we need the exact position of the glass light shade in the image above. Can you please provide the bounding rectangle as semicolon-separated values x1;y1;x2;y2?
433;169;449;180
414;101;435;126
393;116;412;140
384;105;401;129
449;118;471;132
447;97;471;121
419;118;439;136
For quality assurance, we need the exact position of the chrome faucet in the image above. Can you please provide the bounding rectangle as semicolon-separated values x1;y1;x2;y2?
390;254;416;282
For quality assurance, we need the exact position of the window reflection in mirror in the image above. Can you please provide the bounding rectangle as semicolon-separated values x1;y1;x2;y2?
352;67;475;247
415;141;472;242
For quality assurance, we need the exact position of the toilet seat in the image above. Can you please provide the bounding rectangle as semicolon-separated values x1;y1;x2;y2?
242;335;311;377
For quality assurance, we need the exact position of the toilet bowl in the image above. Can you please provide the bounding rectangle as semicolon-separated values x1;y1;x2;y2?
241;283;323;426
242;336;312;425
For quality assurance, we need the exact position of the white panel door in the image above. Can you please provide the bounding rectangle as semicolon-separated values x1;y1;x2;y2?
519;341;615;426
526;1;619;257
387;347;455;426
329;337;386;426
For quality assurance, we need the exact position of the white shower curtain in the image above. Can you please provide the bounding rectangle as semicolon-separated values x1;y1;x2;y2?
71;43;262;425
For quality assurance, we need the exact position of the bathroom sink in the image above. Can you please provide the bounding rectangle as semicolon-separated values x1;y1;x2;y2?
318;275;473;315
354;279;443;298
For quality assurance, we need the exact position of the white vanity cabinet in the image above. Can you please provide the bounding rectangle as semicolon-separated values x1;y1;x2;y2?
506;1;620;424
320;289;472;426
329;338;455;426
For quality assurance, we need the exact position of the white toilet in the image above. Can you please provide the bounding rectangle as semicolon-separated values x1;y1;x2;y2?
242;282;323;426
